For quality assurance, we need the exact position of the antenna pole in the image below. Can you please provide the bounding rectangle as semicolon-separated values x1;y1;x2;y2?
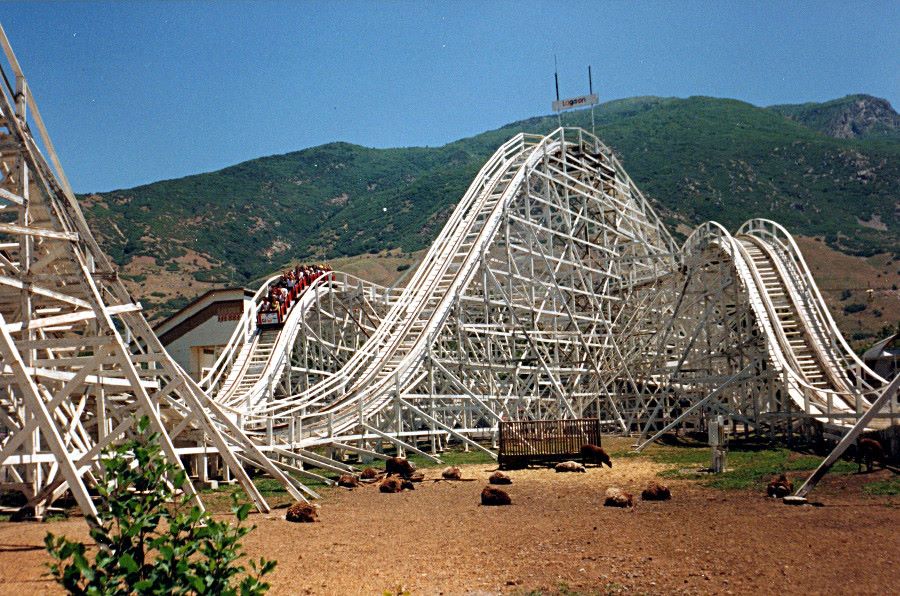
554;55;562;128
589;65;596;137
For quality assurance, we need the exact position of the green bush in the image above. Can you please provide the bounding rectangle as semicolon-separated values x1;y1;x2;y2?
45;417;275;595
843;303;867;314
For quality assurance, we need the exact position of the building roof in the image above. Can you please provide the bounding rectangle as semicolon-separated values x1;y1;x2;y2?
153;287;254;340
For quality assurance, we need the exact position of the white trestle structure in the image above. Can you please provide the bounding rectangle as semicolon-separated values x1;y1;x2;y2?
202;131;896;462
0;29;896;518
0;26;306;520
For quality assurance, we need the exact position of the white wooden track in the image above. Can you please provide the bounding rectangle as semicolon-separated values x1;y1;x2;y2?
0;28;896;516
203;132;896;466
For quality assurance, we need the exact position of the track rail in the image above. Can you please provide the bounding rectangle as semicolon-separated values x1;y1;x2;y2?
682;221;889;432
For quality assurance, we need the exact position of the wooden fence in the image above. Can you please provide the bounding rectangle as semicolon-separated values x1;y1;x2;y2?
498;418;602;469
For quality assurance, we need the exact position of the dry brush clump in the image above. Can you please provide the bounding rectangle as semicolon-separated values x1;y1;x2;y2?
489;471;512;485
640;482;671;501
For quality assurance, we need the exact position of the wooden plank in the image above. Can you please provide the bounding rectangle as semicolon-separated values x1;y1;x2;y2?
0;362;160;389
14;336;111;350
2;302;141;332
0;222;78;241
0;311;99;519
0;188;24;206
0;274;92;309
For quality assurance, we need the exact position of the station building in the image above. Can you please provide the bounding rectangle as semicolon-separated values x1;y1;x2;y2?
153;288;253;380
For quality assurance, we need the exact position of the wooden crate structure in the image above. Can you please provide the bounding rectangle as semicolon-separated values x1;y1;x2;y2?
498;418;602;469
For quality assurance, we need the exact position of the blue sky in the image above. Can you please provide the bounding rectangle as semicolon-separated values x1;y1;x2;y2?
2;1;898;192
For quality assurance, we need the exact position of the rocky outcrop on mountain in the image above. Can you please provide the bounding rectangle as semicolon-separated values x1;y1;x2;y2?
821;96;899;139
770;95;900;140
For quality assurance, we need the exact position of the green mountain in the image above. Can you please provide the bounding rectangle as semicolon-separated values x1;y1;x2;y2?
81;95;900;317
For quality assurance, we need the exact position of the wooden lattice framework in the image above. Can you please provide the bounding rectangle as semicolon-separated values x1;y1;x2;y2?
0;25;304;520
201;127;895;462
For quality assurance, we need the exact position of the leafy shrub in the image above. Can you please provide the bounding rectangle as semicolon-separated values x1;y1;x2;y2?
396;263;411;272
843;303;867;314
45;417;274;595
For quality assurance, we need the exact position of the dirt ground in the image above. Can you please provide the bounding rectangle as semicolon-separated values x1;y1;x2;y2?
1;446;897;595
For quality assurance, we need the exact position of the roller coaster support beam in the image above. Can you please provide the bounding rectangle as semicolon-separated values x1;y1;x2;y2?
792;374;900;501
361;423;442;463
635;363;754;452
398;398;497;459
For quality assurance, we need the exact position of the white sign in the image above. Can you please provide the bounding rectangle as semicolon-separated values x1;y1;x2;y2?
259;312;280;325
552;93;598;112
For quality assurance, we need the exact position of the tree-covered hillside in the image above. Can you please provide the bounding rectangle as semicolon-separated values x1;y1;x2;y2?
81;95;900;317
